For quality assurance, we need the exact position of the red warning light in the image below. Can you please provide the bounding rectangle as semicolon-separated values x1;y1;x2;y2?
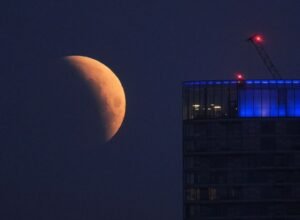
236;73;245;80
253;34;263;43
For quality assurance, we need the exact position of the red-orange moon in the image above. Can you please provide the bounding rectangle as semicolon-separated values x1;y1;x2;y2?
63;56;126;143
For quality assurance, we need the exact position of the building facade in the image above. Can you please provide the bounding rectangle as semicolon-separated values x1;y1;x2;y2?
182;79;300;219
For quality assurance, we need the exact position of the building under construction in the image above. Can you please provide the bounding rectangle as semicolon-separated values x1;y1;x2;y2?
182;35;300;219
183;79;300;219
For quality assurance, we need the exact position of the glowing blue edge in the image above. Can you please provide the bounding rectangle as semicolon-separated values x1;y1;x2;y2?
183;79;300;86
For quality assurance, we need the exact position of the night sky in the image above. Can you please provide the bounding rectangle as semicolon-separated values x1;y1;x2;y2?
1;1;300;219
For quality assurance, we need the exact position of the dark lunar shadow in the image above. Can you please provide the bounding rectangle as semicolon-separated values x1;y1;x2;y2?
0;57;108;219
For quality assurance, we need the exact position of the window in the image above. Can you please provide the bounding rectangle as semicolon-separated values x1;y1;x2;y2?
185;188;200;201
260;121;276;134
185;173;194;185
287;121;300;135
208;188;217;200
260;137;276;151
184;140;194;152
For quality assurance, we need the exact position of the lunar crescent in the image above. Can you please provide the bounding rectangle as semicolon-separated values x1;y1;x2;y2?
63;56;126;143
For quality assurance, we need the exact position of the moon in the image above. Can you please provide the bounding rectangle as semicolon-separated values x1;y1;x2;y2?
62;55;126;143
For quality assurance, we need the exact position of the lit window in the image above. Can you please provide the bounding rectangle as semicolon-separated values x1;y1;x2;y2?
192;104;200;111
208;188;217;200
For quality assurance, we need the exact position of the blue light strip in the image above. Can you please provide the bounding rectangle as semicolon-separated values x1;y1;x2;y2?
183;79;300;86
239;88;300;117
183;79;300;118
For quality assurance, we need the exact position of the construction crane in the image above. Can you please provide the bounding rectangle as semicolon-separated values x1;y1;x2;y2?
247;34;282;79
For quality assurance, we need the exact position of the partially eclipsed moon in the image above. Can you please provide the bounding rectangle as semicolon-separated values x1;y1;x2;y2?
63;56;126;143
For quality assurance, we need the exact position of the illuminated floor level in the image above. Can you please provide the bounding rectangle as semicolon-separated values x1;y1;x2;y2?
183;79;300;119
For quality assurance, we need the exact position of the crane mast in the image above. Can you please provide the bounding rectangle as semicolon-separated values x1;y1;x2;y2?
247;34;282;79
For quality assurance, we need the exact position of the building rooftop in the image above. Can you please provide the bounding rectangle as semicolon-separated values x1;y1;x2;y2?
183;79;300;86
182;79;300;119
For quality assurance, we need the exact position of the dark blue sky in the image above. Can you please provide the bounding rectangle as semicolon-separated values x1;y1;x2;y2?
1;1;300;219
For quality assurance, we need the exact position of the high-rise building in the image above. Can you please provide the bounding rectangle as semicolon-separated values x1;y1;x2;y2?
182;79;300;219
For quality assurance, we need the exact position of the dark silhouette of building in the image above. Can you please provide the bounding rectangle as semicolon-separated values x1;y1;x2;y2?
182;79;300;219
